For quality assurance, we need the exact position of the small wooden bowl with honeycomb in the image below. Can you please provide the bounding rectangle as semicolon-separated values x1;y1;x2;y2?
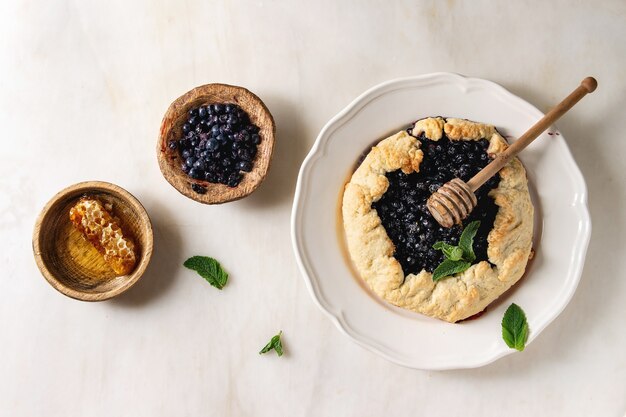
157;83;275;204
32;181;153;301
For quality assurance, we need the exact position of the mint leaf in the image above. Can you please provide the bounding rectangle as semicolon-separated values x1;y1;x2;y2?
449;246;463;261
259;331;283;357
459;220;480;262
502;303;529;351
183;256;228;289
433;241;453;250
431;222;481;281
433;241;461;260
432;259;471;282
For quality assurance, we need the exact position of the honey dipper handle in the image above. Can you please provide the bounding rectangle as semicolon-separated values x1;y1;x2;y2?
466;77;597;192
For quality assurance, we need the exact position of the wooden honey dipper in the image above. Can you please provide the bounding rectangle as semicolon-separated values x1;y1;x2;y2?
427;76;597;228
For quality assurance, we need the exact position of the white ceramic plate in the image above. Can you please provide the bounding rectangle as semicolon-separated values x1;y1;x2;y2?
291;73;591;370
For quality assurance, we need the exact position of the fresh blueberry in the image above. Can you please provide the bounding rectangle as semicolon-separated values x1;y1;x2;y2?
206;139;219;151
188;168;203;179
227;172;242;187
237;161;252;172
454;154;467;165
459;164;472;178
227;114;239;125
428;183;441;193
193;160;206;170
237;148;252;161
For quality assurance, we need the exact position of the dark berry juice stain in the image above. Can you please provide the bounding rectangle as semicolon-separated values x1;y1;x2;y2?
372;130;500;274
191;183;207;194
170;103;261;188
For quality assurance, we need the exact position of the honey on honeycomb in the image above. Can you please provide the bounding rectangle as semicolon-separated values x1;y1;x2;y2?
69;197;137;276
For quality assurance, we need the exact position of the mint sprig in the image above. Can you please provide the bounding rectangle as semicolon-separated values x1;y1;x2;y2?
183;256;229;289
259;331;284;357
459;220;480;262
433;242;463;261
502;303;529;351
431;220;481;281
432;259;471;281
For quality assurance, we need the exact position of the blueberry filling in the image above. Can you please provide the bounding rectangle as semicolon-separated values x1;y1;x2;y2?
372;130;501;275
170;103;261;189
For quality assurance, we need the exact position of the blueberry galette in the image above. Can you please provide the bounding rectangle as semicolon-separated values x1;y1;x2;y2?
342;117;533;322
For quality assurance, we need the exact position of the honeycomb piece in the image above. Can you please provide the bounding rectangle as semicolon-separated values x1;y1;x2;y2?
69;197;137;276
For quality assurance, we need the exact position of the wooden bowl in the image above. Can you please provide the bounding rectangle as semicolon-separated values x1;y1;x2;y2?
32;181;153;301
157;83;276;204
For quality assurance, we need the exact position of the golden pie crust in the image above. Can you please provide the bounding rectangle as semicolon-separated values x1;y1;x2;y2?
342;117;534;322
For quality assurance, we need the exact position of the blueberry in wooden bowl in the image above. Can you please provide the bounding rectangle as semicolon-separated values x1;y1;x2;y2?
157;83;276;204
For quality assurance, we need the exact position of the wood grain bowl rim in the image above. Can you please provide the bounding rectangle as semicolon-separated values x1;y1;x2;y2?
157;83;276;204
32;181;153;301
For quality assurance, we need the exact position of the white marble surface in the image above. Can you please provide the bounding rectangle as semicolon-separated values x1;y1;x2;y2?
1;0;624;415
